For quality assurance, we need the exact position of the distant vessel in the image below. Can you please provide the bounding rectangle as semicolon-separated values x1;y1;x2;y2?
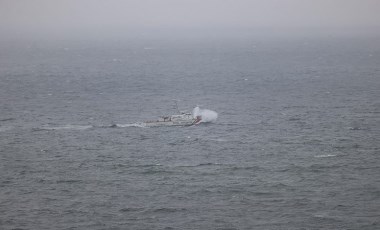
142;100;202;127
143;112;201;127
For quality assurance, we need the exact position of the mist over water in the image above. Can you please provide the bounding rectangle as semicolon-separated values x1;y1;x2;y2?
1;0;380;41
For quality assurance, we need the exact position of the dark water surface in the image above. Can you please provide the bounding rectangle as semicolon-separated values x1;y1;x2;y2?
1;38;379;229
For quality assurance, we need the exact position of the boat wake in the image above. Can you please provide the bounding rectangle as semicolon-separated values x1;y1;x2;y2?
34;123;147;131
36;125;93;131
113;123;147;128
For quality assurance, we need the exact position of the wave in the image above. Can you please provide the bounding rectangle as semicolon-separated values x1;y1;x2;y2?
203;138;229;142
0;126;14;132
174;162;228;168
0;118;15;122
314;154;337;158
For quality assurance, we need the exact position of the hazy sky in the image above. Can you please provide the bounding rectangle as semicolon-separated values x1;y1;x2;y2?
1;0;379;40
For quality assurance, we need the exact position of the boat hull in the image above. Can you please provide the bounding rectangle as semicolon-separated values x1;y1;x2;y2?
143;120;196;127
142;111;201;127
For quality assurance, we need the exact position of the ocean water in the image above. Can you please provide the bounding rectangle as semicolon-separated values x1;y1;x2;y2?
0;38;379;229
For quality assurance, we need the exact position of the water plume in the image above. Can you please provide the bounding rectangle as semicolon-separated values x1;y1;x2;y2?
192;106;218;123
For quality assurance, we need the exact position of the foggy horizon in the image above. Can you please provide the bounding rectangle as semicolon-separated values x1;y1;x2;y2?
1;0;380;41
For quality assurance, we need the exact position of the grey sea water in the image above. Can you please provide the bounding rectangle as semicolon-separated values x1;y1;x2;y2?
0;38;379;229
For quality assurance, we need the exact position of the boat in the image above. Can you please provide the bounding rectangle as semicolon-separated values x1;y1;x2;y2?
141;100;202;127
143;111;201;127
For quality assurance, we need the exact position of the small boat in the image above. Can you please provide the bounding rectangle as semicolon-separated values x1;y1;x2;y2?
143;112;201;127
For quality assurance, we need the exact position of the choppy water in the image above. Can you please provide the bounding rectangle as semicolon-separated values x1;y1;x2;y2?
1;38;379;229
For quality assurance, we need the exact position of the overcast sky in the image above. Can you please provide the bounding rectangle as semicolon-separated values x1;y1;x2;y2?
1;0;379;40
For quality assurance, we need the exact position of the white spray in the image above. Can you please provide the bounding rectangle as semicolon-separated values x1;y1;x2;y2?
192;106;218;123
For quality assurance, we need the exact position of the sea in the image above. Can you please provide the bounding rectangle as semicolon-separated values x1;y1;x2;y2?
0;36;379;229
